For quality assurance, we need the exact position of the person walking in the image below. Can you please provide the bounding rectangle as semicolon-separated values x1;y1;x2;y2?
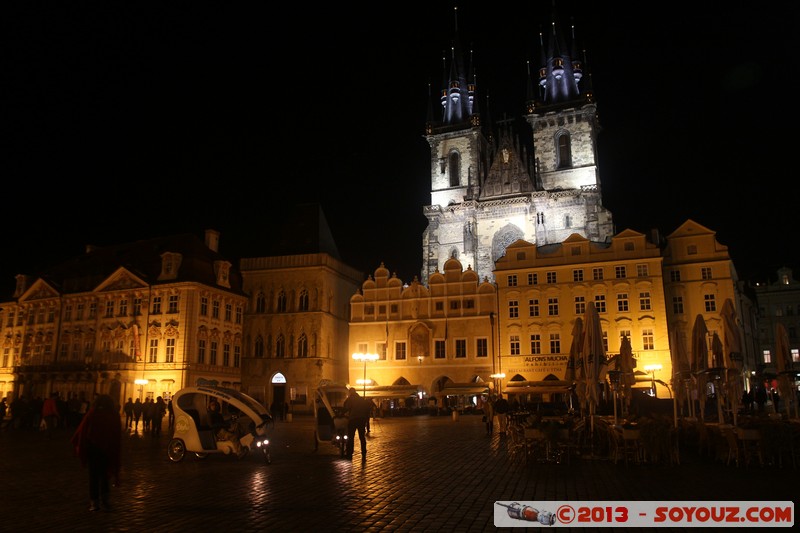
41;392;60;438
167;398;174;429
484;395;496;436
132;398;143;431
123;398;134;429
152;397;166;438
71;394;121;512
343;388;371;461
494;394;510;435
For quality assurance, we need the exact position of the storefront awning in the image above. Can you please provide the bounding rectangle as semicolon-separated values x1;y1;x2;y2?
503;380;573;396
439;383;490;396
362;386;421;399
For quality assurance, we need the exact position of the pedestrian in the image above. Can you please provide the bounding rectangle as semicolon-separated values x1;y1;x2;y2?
365;398;376;433
494;393;510;435
142;397;154;431
152;397;166;437
70;394;121;512
132;398;143;431
342;388;371;461
41;392;60;438
167;398;174;428
123;398;134;429
754;386;767;413
0;397;7;430
484;395;496;436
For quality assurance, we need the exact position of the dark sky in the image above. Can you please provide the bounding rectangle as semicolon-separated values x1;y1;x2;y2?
3;1;796;297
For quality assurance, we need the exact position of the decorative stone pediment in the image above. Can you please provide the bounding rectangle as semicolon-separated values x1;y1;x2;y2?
19;279;59;302
96;267;147;292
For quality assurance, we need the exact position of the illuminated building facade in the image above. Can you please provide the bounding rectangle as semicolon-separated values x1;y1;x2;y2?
0;230;247;407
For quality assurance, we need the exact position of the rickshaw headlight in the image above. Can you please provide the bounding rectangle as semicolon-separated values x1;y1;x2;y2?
255;438;269;448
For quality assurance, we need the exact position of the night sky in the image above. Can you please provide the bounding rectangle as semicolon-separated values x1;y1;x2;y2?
3;2;796;298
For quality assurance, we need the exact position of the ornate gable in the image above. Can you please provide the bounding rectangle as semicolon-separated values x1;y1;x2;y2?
19;279;59;302
96;267;148;292
479;126;534;200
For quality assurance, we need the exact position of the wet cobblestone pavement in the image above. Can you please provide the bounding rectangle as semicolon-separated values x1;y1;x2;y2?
0;414;794;532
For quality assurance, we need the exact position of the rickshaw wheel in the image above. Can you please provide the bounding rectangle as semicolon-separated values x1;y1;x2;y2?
167;439;186;462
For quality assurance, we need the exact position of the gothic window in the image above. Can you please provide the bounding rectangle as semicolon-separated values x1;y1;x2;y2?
298;290;309;311
297;334;308;358
448;151;460;187
276;335;285;358
255;293;266;313
277;291;287;313
254;336;264;358
556;131;572;168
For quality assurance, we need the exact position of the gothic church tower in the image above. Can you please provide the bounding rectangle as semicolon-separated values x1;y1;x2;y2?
421;6;614;285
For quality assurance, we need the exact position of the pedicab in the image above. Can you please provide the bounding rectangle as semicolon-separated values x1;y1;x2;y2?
312;383;350;457
167;384;273;464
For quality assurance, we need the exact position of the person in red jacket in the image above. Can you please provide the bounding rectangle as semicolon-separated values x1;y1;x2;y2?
71;394;121;512
41;392;60;438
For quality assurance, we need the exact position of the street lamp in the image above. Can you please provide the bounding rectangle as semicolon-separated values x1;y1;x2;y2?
353;352;379;395
490;373;505;395
135;378;147;400
644;364;662;398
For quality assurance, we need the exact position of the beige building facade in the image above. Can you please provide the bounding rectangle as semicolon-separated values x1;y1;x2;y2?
0;230;247;407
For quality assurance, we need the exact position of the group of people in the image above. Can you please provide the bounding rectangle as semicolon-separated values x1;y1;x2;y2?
122;396;171;435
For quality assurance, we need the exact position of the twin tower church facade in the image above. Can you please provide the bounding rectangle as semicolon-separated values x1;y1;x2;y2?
420;11;613;285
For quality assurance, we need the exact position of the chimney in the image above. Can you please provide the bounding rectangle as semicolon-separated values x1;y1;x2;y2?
205;229;220;252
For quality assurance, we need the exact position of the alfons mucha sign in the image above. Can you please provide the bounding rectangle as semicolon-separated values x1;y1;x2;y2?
503;355;569;381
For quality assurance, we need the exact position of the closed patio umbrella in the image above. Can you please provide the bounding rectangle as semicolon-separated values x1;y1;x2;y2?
720;299;743;425
580;302;608;441
691;314;709;420
775;323;797;418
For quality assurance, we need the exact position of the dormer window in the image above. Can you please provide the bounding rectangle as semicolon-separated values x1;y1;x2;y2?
213;260;232;288
159;252;183;281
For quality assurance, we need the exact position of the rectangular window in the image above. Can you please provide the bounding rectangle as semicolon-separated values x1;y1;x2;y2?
390;304;398;313
704;294;717;313
670;270;681;282
168;295;179;314
620;330;631;342
548;298;559;316
5;311;13;327
234;346;241;368
508;300;519;319
546;271;557;284
573;269;584;282
701;267;712;280
617;293;629;312
476;338;488;358
434;340;446;359
166;338;175;363
200;297;208;316
636;264;649;277
510;335;520;355
210;341;218;365
223;343;230;366
133;298;142;316
119;299;128;316
549;333;560;354
762;350;771;364
212;300;220;319
463;299;474;309
507;274;518;287
672;296;684;314
435;301;444;311
594;295;606;313
236;305;243;324
642;329;654;350
574;296;586;315
105;300;114;318
151;297;162;315
378;305;386;315
615;266;627;279
530;334;541;355
528;273;538;285
395;341;406;361
149;339;159;363
88;303;97;319
529;299;540;317
357;342;368;354
450;300;461;310
377;342;387;361
198;339;206;364
455;339;467;358
592;268;604;281
639;291;652;311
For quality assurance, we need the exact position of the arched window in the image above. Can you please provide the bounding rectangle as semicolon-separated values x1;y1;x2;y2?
276;291;287;313
448;151;460;187
254;336;264;358
297;333;308;358
556;132;572;169
255;293;266;313
276;334;285;358
298;289;309;311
